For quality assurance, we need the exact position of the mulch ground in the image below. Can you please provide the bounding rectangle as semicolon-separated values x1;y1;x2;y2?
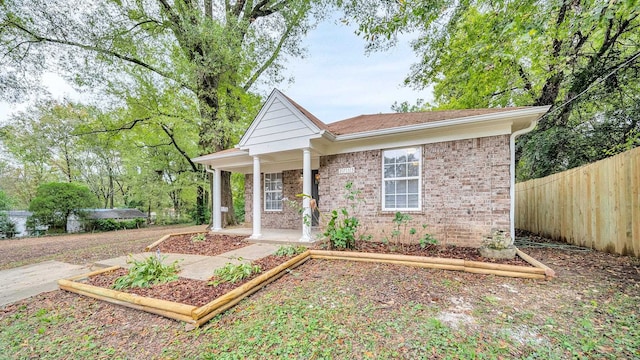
87;254;295;307
351;242;530;266
155;233;249;256
84;238;533;307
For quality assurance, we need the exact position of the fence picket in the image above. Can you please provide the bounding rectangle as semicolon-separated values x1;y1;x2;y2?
516;146;640;256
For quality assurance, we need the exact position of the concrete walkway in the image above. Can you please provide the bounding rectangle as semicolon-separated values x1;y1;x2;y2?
0;261;92;307
0;243;280;307
95;243;280;281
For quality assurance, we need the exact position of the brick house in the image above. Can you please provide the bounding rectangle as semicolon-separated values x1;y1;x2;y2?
193;89;549;247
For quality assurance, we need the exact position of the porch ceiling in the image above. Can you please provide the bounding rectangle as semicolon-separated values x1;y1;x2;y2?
192;148;321;174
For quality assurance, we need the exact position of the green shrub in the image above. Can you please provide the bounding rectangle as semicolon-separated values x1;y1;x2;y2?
209;261;261;287
0;213;16;239
113;254;180;290
95;219;118;231
324;209;360;249
89;218;146;232
274;245;307;256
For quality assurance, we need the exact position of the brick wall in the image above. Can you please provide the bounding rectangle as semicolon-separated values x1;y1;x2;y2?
318;135;511;247
242;135;511;246
244;169;303;230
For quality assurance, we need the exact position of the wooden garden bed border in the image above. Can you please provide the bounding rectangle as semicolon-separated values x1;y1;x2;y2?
58;247;554;328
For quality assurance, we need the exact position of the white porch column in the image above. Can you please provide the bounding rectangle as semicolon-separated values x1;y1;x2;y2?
212;168;222;231
251;156;262;239
300;148;312;242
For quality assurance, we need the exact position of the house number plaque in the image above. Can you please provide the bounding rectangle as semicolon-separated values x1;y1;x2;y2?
338;167;355;174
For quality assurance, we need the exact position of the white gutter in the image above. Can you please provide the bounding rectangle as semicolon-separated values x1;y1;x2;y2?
509;119;539;244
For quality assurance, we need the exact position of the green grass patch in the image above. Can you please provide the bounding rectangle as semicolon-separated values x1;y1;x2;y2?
2;260;638;359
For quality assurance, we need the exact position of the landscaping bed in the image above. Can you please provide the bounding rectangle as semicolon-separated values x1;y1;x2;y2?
4;233;638;358
86;254;294;307
149;232;249;256
352;242;529;266
58;250;311;327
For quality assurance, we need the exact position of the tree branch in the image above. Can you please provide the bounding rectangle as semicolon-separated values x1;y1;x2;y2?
487;87;520;99
159;123;199;172
231;0;248;18
7;19;195;92
517;64;533;95
243;14;295;91
72;117;151;136
250;0;287;18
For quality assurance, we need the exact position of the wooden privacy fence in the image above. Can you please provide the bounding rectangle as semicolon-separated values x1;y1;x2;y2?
516;146;640;257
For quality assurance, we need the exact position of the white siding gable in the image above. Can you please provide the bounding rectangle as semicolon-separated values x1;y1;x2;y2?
239;90;324;155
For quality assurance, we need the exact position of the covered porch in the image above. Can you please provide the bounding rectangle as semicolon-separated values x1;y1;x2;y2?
193;147;323;243
214;227;323;244
190;89;332;243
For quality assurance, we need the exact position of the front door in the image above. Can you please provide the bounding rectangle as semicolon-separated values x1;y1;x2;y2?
311;170;320;226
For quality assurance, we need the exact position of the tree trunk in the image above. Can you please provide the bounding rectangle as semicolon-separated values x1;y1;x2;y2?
195;81;239;227
195;185;206;225
221;170;236;226
109;170;114;209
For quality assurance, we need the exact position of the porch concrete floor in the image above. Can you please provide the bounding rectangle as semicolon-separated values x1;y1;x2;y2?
213;227;323;245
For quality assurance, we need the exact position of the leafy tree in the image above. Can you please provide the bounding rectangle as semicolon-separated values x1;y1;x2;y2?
344;0;640;179
0;189;11;210
1;99;88;181
28;182;98;232
391;98;427;113
1;0;324;224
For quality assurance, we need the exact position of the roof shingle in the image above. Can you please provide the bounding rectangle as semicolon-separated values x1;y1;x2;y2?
326;108;529;135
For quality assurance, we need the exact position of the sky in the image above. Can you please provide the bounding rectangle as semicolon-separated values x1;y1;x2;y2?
275;18;432;123
0;15;432;125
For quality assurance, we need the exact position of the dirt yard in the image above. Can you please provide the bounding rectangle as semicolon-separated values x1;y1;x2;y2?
0;224;208;270
0;230;638;358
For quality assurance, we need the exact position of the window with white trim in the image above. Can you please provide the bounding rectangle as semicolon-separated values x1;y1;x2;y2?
383;147;421;211
264;173;283;211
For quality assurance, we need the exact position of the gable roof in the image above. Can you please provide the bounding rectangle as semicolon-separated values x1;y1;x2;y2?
280;93;330;132
192;89;550;169
326;108;530;135
238;89;326;151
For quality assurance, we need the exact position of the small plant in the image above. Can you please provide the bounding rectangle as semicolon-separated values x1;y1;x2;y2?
324;208;360;249
382;213;437;250
419;231;438;248
322;182;370;250
275;245;307;256
190;233;206;242
113;252;180;290
209;261;261;286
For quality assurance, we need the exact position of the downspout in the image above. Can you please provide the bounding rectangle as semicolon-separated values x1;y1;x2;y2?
509;119;538;244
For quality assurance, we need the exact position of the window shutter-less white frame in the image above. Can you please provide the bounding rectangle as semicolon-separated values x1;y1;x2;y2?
264;173;283;211
382;147;422;211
